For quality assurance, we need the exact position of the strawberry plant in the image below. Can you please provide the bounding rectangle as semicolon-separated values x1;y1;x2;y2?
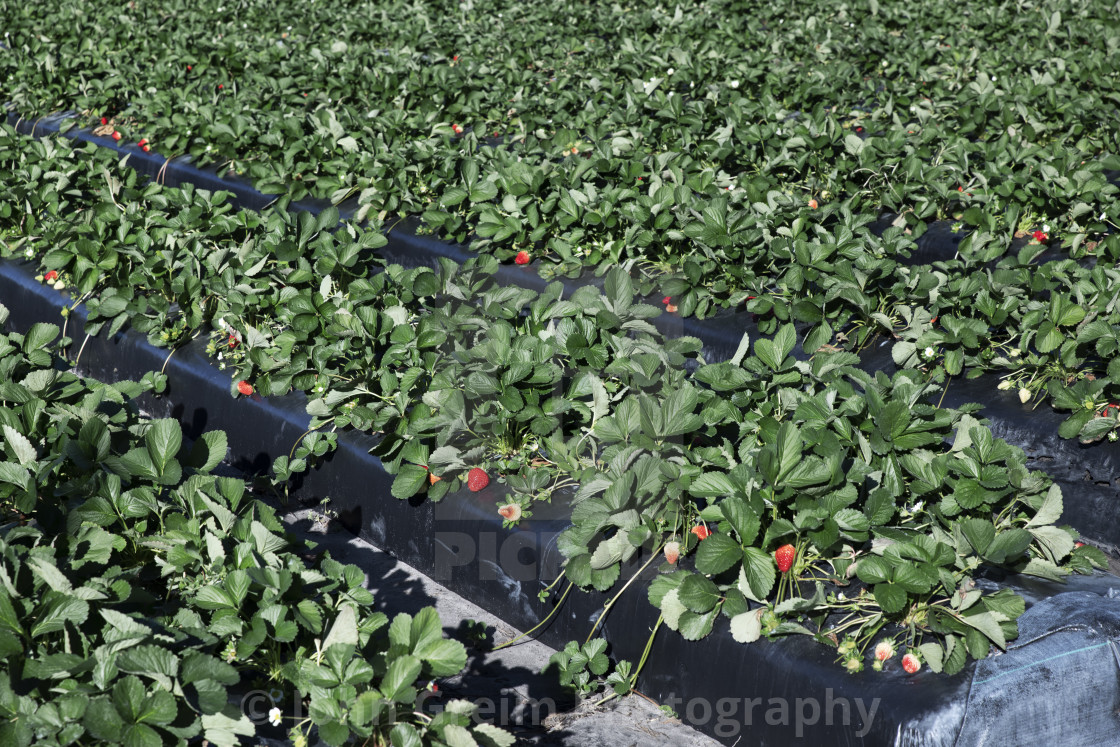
1;0;1119;704
0;310;511;747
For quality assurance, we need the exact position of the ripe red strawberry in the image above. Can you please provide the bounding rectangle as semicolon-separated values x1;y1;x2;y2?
218;84;224;90
467;467;490;492
237;380;253;396
111;131;121;141
187;65;192;71
100;117;108;125
138;139;147;147
514;250;530;265
44;270;58;283
774;544;796;573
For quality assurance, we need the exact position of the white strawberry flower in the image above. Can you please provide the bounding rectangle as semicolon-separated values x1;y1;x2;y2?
923;346;936;359
1042;224;1050;232
666;67;674;76
268;707;282;726
730;80;740;89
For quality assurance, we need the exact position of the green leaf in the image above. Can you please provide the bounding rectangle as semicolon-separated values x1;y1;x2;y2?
1026;484;1063;528
31;593;89;637
391;464;429;499
381;655;422;702
729;609;763;643
659;588;687;630
414;638;467;677
185;431;228;473
873;583;908;614
694;534;743;576
738;548;776;602
390;723;423;747
984;529;1032;564
1;425;36;466
960;519;995;555
677;607;719;641
145;419;182;472
689;472;737;499
322;605;359;649
721;497;760;545
23;322;60;353
473;722;516;747
960;610;1007;651
677;574;721;613
844;133;865;156
754;324;795;371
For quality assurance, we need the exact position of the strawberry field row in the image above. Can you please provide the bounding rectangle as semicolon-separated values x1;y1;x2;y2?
4;239;1120;744
0;117;1110;686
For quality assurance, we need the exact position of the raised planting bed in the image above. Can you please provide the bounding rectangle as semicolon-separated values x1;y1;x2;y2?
6;119;1120;562
5;256;1120;744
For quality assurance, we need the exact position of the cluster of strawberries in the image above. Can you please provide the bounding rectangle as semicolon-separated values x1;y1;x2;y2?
100;117;151;151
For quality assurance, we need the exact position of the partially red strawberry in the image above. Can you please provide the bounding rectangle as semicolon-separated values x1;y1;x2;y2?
690;524;712;541
902;652;921;674
138;139;147;147
514;250;530;265
774;544;796;573
111;131;121;141
142;145;151;152
44;270;58;283
808;198;819;210
664;541;681;565
467;468;490;492
237;380;253;396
